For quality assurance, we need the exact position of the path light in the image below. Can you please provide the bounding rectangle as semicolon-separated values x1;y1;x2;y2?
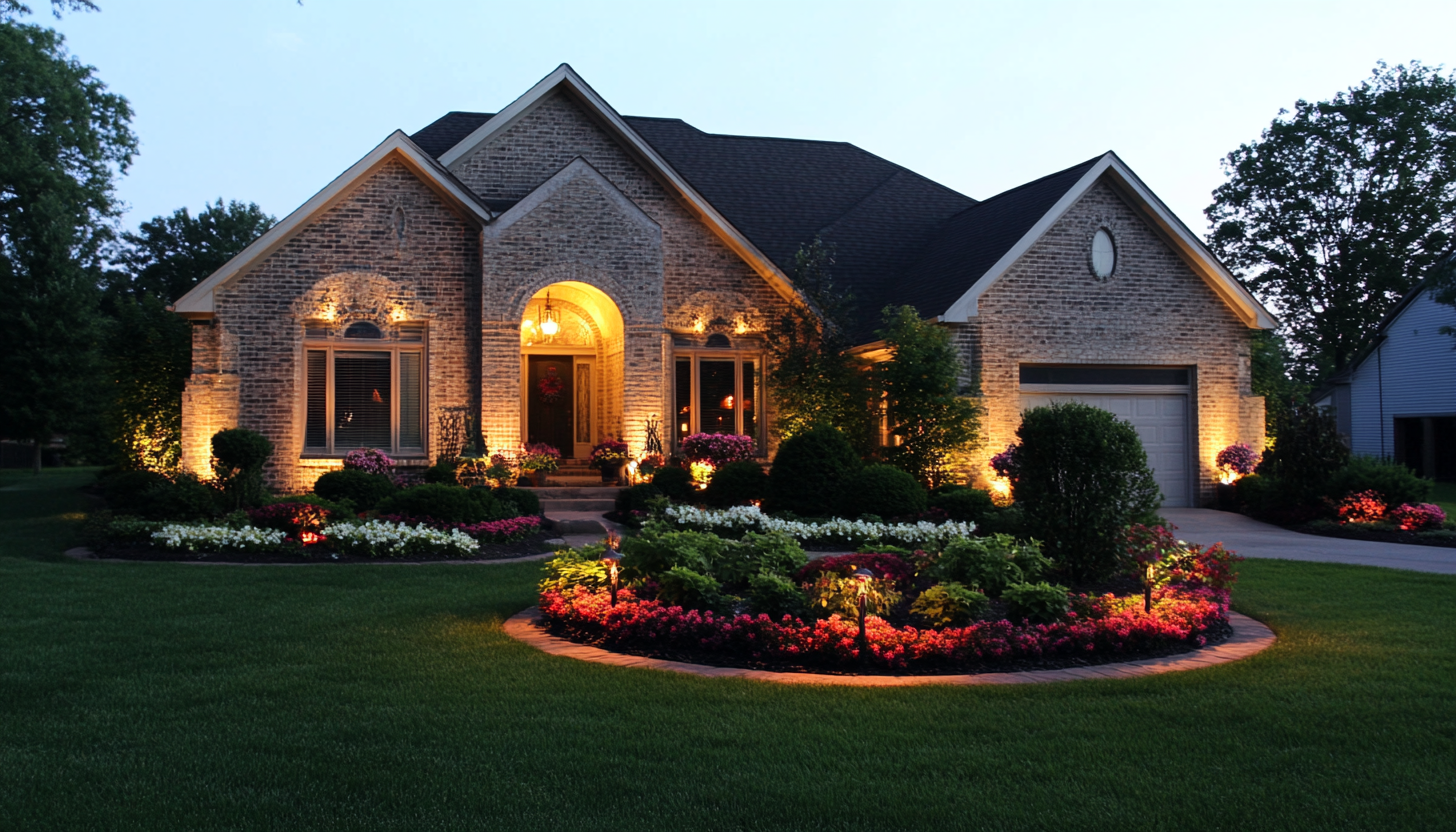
853;566;875;659
602;534;623;606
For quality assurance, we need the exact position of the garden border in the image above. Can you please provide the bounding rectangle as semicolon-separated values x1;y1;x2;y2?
503;607;1275;686
61;547;558;566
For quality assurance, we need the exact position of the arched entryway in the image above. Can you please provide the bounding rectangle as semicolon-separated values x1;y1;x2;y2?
519;281;625;459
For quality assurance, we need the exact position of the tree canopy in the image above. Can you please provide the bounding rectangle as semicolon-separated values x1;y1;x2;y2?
877;305;981;488
0;18;134;469
1206;62;1456;382
106;199;275;303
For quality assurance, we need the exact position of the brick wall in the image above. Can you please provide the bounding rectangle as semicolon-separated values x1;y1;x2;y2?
959;179;1264;505
183;154;481;492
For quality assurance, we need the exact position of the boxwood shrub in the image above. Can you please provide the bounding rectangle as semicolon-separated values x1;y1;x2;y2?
492;486;540;517
1325;456;1430;507
314;469;397;511
928;486;997;524
767;427;861;517
211;427;273;509
652;467;695;502
840;464;926;518
704;460;769;507
616;483;663;515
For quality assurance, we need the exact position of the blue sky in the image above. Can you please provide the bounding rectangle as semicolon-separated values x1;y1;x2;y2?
36;0;1456;237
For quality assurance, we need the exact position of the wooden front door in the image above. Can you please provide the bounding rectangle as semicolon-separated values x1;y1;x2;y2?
527;355;575;458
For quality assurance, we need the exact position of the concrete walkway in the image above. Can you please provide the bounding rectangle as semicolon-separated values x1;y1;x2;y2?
1160;508;1456;575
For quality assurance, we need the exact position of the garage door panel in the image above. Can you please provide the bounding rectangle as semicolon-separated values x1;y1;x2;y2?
1019;393;1189;507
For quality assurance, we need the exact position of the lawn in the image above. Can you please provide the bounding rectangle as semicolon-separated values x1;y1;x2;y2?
1;469;1453;831
1428;480;1456;517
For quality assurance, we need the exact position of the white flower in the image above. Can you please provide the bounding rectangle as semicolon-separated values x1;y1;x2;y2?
152;524;287;554
322;520;479;558
664;504;975;548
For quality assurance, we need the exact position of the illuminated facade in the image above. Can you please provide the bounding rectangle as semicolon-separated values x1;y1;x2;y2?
173;65;1273;505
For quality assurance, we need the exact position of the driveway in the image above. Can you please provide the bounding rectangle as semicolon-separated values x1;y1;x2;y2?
1160;508;1456;575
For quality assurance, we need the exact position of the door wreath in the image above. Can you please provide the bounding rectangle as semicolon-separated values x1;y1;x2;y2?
537;366;565;404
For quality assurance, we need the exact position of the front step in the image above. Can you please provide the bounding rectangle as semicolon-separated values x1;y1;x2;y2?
527;485;622;517
540;498;617;512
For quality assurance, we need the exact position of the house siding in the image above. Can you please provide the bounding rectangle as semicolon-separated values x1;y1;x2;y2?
1347;289;1456;458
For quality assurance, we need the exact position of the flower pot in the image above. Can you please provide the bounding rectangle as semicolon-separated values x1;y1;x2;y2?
600;460;626;483
516;475;533;488
1216;483;1238;511
532;470;547;487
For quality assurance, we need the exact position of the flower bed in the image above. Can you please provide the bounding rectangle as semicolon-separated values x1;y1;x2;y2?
538;584;1229;673
323;519;480;558
375;513;543;543
664;503;976;548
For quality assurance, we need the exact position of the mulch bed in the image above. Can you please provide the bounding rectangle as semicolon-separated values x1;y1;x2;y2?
85;531;559;564
541;616;1233;677
1289;523;1456;549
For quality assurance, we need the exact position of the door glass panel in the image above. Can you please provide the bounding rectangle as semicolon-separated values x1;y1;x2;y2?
699;360;736;435
334;351;392;450
675;358;692;445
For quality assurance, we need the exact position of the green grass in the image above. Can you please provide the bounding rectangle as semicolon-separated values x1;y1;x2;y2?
1;470;1453;831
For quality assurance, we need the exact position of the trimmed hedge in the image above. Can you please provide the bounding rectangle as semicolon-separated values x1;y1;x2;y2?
314;469;397;510
652;467;695;502
929;487;997;524
840;464;926;518
704;461;769;507
767;427;861;516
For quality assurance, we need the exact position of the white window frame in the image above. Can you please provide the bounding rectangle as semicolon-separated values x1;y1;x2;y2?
301;327;428;458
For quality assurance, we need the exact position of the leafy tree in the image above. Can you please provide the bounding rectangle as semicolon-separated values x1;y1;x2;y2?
106;199;275;303
1;1;98;20
763;237;874;449
101;295;191;471
876;305;981;488
0;18;135;472
1206;62;1456;382
1256;403;1350;506
1249;329;1307;441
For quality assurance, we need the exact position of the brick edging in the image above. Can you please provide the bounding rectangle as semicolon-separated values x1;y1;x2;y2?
502;607;1276;686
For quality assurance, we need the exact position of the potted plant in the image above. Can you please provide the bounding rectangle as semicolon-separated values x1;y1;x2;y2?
519;443;561;487
589;438;630;483
1215;442;1259;510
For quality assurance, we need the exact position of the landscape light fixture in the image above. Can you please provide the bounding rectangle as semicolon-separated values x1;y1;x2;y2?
853;567;875;659
602;534;623;606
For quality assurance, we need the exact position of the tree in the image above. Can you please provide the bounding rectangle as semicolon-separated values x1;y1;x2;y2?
1248;329;1307;441
876;305;981;488
762;237;874;449
106;199;275;303
1;1;98;20
1206;62;1456;382
0;19;135;472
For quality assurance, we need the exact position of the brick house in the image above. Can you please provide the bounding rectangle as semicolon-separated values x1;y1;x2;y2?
172;65;1275;506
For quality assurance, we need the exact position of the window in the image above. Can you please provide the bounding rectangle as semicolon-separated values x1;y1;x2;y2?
303;323;426;456
673;348;762;453
1090;228;1116;278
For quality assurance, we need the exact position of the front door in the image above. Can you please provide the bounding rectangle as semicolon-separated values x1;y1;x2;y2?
527;355;575;458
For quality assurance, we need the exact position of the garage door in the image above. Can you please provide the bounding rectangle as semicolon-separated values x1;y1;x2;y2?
1019;393;1190;507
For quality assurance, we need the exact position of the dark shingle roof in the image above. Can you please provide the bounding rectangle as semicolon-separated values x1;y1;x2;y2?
410;111;1100;342
890;156;1102;324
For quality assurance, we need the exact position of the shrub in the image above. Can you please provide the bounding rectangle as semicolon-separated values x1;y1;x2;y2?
1234;473;1284;516
422;461;458;485
652;467;695;502
876;305;982;487
1258;403;1350;503
803;570;902;619
928;487;997;524
1216;443;1261;478
681;433;755;467
314;469;398;510
1009;403;1161;582
703;460;770;507
102;470;171;515
930;534;1049;597
975;503;1026;538
130;472;220;521
794;552;916;587
708;530;809;585
375;484;482;524
1391;502;1447;531
341;448;393;475
1326;456;1430;507
616;484;663;515
620;529;724;578
1002;581;1070;624
492;487;540;518
747;571;810;620
840;464;927;518
910;582;989;627
656;566;726;613
766;426;862;516
1337;489;1387;524
211;428;273;509
264;493;356;516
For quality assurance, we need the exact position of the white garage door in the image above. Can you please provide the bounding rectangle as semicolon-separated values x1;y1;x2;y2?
1019;393;1190;507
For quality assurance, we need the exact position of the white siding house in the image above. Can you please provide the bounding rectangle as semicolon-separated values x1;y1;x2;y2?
1315;283;1456;478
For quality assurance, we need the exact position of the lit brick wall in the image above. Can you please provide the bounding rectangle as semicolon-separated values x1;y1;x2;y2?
181;156;482;492
952;179;1264;505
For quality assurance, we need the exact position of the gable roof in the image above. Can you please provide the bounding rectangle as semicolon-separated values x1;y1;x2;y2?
172;131;493;316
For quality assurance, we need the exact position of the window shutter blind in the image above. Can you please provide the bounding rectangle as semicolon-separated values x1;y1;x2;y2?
334;352;392;450
305;350;327;449
399;351;423;450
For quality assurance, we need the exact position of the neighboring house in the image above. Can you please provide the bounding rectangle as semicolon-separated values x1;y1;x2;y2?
172;65;1275;506
1314;279;1456;479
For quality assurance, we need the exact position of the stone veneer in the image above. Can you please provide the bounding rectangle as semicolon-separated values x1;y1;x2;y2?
950;179;1264;505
